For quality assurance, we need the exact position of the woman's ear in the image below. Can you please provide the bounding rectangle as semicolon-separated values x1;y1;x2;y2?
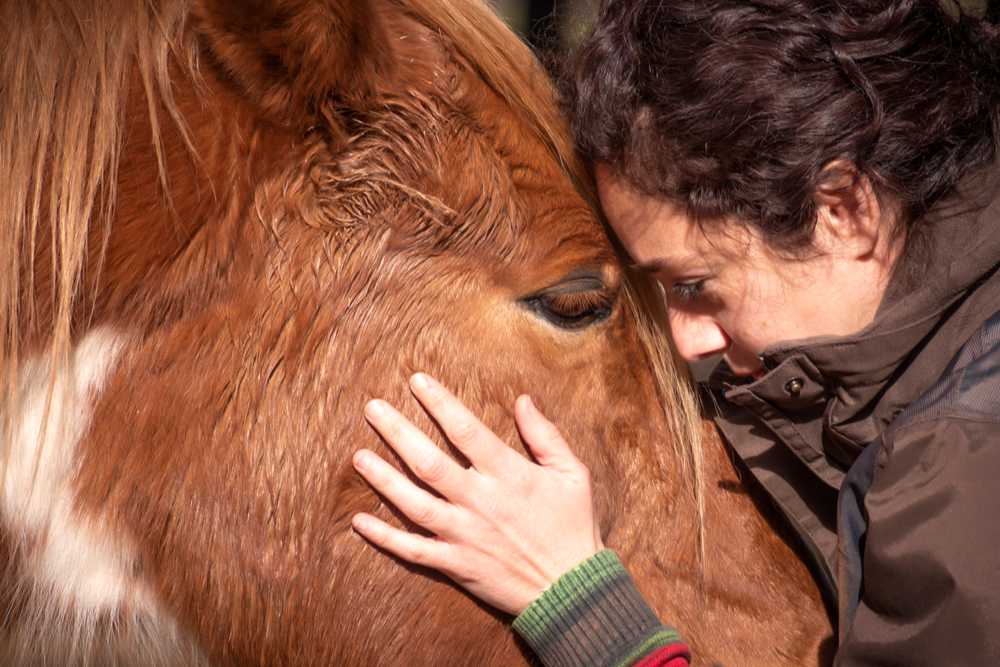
813;160;887;260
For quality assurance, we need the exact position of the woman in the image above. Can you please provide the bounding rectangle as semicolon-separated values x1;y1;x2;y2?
351;0;1000;664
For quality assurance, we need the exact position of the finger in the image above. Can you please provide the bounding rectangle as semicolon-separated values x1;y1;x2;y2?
364;399;472;502
513;396;584;472
352;448;457;534
351;512;451;570
408;373;513;474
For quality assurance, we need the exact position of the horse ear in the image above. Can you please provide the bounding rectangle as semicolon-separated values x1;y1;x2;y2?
196;0;395;124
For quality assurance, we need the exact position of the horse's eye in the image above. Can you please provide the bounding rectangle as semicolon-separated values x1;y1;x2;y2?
525;288;614;330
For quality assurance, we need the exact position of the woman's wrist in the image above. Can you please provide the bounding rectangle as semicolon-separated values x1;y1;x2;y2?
514;550;684;667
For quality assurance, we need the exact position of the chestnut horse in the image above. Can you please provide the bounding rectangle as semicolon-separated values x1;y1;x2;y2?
0;0;833;665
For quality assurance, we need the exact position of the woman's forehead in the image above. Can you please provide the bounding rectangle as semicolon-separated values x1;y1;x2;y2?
595;166;751;269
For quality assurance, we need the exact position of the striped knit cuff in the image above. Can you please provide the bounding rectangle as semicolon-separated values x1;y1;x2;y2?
513;550;683;667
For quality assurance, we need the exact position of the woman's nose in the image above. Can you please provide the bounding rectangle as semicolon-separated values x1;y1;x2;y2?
667;308;730;362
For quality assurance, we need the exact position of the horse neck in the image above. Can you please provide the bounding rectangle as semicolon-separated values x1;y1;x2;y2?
613;416;834;666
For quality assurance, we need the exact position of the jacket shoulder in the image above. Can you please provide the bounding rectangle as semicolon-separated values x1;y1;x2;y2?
837;309;1000;663
887;308;1000;431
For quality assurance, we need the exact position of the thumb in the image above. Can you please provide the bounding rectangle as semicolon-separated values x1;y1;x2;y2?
513;396;583;472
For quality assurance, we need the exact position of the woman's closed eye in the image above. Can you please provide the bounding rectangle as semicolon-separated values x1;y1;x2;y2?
672;280;705;302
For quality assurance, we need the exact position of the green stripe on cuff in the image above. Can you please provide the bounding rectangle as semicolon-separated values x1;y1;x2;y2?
513;549;682;667
515;549;627;642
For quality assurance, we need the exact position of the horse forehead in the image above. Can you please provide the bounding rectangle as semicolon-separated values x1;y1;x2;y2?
320;89;601;258
417;52;606;252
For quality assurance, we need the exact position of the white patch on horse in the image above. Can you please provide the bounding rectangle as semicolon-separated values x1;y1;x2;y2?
3;328;140;611
1;332;210;665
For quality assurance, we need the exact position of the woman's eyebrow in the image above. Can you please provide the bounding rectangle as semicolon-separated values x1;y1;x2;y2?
629;256;690;275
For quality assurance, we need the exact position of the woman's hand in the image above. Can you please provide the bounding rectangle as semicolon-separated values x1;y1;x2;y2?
351;373;603;616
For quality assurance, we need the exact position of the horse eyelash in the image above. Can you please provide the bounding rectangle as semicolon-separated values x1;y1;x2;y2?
542;290;612;316
525;290;614;330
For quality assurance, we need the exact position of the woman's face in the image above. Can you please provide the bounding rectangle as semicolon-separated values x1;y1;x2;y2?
595;166;892;378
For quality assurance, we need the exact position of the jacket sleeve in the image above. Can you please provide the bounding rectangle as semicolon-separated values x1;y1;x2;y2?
512;550;691;667
836;416;1000;665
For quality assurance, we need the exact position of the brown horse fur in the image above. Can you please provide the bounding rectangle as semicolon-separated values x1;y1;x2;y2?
0;0;834;665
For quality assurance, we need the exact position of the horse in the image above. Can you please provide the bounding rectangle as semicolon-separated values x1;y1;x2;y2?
0;0;834;665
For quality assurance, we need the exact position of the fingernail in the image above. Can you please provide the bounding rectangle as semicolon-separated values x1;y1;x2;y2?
525;396;537;415
410;373;429;390
353;515;368;531
365;400;385;419
354;451;372;470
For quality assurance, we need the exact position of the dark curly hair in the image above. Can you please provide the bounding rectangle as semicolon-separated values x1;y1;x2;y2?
567;0;1000;256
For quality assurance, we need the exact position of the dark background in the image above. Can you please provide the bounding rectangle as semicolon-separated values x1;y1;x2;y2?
494;0;598;52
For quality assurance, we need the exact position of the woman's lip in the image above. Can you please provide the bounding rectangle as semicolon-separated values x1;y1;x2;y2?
751;369;768;381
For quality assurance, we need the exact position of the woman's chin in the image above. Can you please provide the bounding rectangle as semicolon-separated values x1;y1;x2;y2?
727;365;768;381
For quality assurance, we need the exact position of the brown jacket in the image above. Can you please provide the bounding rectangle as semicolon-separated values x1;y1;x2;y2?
707;164;1000;663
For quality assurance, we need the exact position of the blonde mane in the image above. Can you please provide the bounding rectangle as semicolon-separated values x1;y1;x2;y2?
0;0;196;456
0;0;704;526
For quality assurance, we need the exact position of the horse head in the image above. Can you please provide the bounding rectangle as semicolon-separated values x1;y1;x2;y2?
1;0;831;664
